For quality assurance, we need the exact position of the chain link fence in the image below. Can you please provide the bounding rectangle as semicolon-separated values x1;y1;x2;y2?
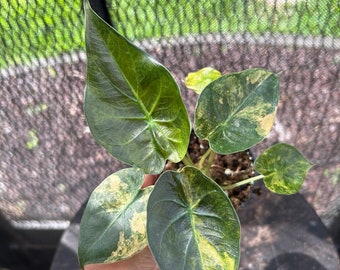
0;0;339;242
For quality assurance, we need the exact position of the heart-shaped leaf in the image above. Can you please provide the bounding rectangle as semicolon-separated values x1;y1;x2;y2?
84;1;190;174
254;143;313;194
195;68;279;154
185;67;222;94
147;166;240;270
78;168;153;269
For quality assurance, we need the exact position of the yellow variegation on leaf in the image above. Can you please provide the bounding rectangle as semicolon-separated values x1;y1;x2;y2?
194;68;279;154
78;168;153;269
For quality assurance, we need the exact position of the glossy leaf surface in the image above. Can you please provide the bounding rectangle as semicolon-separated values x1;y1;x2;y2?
147;166;240;270
254;143;313;194
185;67;222;94
195;68;279;154
78;168;153;268
84;1;190;174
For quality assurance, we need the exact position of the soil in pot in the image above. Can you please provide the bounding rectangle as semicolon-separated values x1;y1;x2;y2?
165;131;260;210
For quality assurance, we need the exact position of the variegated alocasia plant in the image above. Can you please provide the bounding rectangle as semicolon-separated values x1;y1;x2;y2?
78;1;312;269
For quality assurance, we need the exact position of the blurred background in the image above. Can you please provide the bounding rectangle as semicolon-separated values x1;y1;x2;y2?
0;0;339;268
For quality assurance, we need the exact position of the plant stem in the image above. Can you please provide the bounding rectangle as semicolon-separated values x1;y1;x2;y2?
222;174;264;190
206;150;216;170
197;148;216;177
198;148;212;170
182;152;196;167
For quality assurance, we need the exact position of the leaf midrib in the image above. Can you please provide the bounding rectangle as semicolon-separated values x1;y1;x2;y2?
89;6;157;123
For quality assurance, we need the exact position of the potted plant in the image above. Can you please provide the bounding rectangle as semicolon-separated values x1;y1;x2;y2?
78;1;312;269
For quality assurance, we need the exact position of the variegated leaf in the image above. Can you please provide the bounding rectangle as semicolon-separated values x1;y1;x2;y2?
185;67;222;94
84;0;190;174
147;166;240;270
78;168;153;268
255;143;313;194
195;68;279;154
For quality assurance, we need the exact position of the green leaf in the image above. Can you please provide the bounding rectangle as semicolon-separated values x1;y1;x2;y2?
84;1;190;174
195;68;279;154
254;143;313;194
78;168;153;268
185;67;222;94
147;166;240;270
